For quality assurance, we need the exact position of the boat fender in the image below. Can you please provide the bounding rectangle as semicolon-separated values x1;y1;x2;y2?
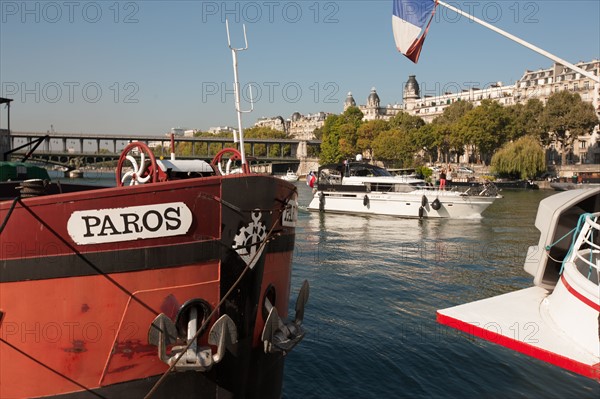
421;195;428;207
363;195;369;207
418;206;424;219
319;192;325;212
431;198;441;211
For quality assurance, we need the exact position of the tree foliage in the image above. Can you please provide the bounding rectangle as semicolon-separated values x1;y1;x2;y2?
430;100;474;162
540;91;599;165
491;135;546;179
371;128;417;167
456;100;511;164
319;106;364;163
506;99;544;141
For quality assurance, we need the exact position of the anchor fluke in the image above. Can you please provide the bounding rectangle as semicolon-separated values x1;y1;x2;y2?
261;280;309;355
294;280;309;325
209;314;238;362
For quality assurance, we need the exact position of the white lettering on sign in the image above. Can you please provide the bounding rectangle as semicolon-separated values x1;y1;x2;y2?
67;202;193;245
282;199;298;227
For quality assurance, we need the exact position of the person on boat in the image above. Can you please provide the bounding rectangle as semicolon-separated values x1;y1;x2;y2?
439;169;447;190
306;171;316;188
446;166;452;185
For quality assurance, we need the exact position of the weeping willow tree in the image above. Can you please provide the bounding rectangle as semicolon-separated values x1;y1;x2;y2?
491;135;546;179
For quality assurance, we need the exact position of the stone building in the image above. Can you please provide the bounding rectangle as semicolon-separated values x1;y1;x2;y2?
254;116;287;133
252;112;331;140
288;112;330;140
347;59;600;164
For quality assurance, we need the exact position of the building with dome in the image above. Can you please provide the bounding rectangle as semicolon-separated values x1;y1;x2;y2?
252;111;332;140
349;60;599;125
345;59;600;164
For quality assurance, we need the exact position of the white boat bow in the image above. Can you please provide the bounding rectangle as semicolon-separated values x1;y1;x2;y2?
438;188;600;381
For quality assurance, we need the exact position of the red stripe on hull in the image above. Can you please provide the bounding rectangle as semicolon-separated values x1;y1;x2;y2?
560;274;600;312
0;174;299;398
436;312;600;382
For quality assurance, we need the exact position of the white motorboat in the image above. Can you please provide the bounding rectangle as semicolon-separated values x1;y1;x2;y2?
307;162;501;219
437;187;600;381
280;169;299;182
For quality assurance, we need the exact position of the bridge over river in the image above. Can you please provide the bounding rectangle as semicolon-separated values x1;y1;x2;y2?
6;131;321;175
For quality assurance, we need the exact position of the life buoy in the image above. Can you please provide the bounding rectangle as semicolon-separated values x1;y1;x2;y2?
363;195;369;207
431;198;441;211
421;195;428;207
418;206;424;218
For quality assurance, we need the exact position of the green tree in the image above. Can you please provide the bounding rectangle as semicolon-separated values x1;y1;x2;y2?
456;100;511;164
540;91;599;165
506;99;544;141
356;119;389;159
371;128;417;167
388;111;425;131
431;100;473;162
319;107;364;163
412;123;440;164
491;135;546;179
244;126;289;157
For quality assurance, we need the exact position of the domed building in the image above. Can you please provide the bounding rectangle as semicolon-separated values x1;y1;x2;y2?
367;87;380;108
343;92;356;111
355;87;403;121
291;112;302;122
402;75;420;110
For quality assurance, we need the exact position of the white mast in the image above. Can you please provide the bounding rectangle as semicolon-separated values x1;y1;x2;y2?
226;20;254;170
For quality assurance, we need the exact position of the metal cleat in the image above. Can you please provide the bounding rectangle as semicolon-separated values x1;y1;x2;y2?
261;280;309;355
148;312;238;371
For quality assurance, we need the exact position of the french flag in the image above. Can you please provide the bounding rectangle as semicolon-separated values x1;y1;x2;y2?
392;0;438;63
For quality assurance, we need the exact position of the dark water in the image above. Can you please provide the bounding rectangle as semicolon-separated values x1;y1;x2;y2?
284;185;600;399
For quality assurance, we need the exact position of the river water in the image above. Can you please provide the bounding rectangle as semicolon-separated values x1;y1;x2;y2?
53;171;598;397
284;184;599;398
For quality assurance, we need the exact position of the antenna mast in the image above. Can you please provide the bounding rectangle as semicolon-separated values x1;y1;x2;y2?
226;20;254;170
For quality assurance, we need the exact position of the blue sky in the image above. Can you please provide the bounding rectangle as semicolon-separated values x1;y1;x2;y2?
1;0;599;136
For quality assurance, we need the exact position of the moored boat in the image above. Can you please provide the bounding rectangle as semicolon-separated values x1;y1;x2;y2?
307;161;501;219
0;23;309;398
0;146;307;398
280;169;299;182
437;187;600;381
0;161;50;182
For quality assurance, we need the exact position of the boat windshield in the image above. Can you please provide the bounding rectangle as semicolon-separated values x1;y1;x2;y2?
348;164;392;177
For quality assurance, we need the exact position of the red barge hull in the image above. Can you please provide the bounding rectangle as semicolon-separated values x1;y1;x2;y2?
0;173;300;398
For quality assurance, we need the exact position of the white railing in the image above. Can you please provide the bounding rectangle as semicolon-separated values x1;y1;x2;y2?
568;212;600;284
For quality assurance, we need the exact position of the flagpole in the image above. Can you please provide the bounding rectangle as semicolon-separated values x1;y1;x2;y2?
437;0;600;84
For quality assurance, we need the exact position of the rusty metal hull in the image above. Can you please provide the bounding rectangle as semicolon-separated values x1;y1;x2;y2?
0;174;297;398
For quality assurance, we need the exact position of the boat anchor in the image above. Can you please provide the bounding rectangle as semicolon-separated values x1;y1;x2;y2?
261;280;309;355
148;311;237;371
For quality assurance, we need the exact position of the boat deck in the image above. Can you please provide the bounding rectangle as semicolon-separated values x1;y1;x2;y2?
437;286;600;380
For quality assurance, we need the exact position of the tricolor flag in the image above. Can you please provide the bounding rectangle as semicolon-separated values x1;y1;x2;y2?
392;0;438;63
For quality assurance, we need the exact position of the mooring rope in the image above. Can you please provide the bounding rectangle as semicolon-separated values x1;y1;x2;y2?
144;188;295;399
3;182;295;397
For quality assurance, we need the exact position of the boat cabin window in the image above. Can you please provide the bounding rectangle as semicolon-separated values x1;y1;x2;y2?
348;165;392;177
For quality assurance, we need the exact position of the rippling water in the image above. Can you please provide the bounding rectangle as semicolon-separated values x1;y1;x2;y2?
284;185;599;399
55;172;598;397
